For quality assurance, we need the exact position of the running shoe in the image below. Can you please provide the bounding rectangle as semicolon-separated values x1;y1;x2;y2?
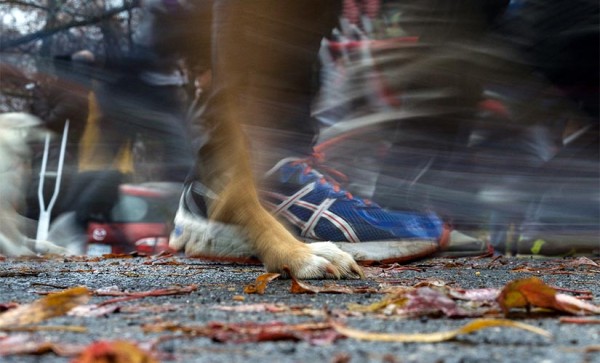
260;156;447;264
170;156;474;264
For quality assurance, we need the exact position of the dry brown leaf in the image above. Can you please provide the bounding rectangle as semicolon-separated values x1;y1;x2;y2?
350;287;475;317
0;286;90;328
566;257;599;267
243;273;281;294
497;277;600;315
141;320;342;345
559;317;600;324
331;318;551;343
214;303;288;313
72;340;158;363
1;325;87;333
554;293;600;315
95;284;197;299
68;305;120;318
497;277;557;314
0;334;84;357
288;269;376;294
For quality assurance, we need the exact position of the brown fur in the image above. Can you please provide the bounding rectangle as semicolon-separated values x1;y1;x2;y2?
193;89;363;279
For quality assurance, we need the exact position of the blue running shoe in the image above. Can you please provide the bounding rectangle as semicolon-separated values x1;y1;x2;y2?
261;157;446;264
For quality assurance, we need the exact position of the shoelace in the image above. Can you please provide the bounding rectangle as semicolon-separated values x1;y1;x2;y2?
290;152;375;207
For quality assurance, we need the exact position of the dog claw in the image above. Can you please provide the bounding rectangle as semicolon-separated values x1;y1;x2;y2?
326;264;342;279
279;241;362;280
352;265;365;280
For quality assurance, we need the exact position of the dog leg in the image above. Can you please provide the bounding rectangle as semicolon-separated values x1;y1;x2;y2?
193;93;363;279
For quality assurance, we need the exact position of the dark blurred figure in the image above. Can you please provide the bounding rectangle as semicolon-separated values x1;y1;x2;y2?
81;7;195;183
490;0;599;254
30;50;95;164
369;0;598;255
44;2;198;253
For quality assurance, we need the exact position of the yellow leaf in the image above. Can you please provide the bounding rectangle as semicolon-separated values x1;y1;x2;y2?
73;340;158;363
0;286;90;328
331;318;552;343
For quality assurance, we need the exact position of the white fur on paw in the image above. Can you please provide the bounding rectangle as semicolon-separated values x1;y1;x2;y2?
293;242;360;279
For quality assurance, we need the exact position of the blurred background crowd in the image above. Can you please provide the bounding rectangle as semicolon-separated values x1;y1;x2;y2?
0;0;598;258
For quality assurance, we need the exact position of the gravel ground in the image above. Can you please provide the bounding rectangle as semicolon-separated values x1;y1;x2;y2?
1;255;599;363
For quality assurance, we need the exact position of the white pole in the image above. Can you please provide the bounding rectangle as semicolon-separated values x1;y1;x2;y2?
36;120;69;242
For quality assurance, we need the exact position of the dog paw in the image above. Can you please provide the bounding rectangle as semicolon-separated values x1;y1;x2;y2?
267;242;364;280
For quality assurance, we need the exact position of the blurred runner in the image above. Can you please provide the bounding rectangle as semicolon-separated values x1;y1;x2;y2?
156;0;457;265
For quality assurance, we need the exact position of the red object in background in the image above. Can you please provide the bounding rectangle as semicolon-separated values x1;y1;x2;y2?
85;183;180;256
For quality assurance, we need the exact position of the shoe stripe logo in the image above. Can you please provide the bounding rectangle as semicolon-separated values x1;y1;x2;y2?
271;183;315;215
302;198;335;238
264;191;360;243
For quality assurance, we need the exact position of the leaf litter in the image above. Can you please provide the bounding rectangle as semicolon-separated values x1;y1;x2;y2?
0;286;90;329
1;256;598;359
330;318;551;343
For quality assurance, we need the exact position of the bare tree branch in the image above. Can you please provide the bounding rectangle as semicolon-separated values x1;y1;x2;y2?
0;0;139;51
0;0;50;12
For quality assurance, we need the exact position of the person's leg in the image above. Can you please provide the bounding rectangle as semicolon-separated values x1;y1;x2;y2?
94;76;194;183
170;0;362;278
239;1;341;168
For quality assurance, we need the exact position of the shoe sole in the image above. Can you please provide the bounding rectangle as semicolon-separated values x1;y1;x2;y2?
170;199;444;265
328;239;439;265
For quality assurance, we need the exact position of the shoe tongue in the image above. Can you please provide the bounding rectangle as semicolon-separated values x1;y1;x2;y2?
279;163;304;183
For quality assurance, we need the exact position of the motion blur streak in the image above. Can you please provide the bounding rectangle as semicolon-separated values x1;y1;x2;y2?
304;0;599;254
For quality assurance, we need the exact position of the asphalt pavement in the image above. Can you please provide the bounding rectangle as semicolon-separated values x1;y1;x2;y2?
1;254;599;363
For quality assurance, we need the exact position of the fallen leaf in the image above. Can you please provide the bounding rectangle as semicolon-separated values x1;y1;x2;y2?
351;287;473;317
0;287;90;328
289;270;376;294
497;277;600;315
559;317;600;324
0;334;84;357
331;318;551;343
566;257;598;267
142;320;343;345
142;258;183;265
585;345;600;353
1;325;87;333
0;303;19;313
0;269;42;277
243;273;281;294
95;284;197;299
68;305;120;318
72;340;158;363
449;288;500;301
214;303;288;313
101;253;135;259
69;286;197;317
554;293;600;315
